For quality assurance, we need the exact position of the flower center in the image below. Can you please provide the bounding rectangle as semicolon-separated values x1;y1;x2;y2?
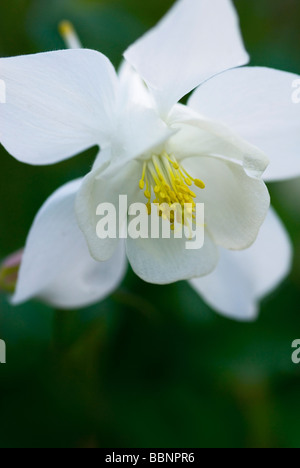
139;151;205;227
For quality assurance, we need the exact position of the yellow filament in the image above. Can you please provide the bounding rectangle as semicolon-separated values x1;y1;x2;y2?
181;166;206;189
139;162;147;190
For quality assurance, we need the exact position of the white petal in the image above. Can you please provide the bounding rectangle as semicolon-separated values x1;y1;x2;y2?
167;105;269;178
126;230;218;285
189;67;300;181
124;0;249;116
118;61;153;109
112;104;175;164
13;179;127;309
76;105;176;262
183;156;270;250
190;208;292;321
114;63;175;165
0;49;118;165
76;159;142;262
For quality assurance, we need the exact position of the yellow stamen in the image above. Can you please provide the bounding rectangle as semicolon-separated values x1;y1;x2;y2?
59;21;74;36
181;166;206;189
139;162;147;190
146;202;152;215
194;179;206;189
58;20;82;49
138;152;206;228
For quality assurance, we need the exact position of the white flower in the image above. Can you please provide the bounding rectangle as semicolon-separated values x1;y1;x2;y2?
0;0;299;320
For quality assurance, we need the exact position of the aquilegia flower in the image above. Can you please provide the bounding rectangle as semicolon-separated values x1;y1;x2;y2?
0;0;299;320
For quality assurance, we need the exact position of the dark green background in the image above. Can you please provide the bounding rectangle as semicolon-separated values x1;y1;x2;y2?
0;0;300;448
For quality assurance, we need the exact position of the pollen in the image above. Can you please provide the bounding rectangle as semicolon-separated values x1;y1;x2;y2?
139;151;205;228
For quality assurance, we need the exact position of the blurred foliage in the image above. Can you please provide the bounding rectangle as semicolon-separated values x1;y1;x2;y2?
1;0;300;448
